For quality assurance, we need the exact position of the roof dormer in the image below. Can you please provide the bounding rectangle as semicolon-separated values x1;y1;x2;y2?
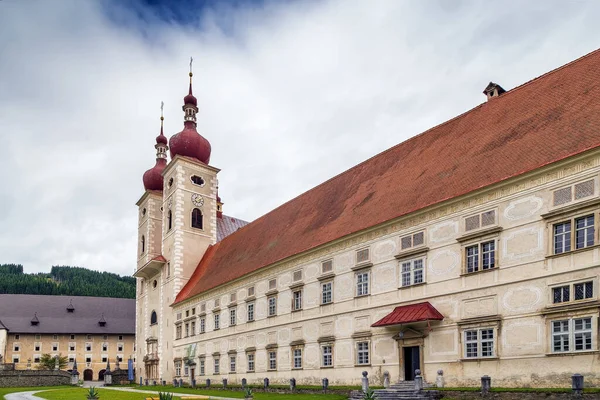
483;82;506;100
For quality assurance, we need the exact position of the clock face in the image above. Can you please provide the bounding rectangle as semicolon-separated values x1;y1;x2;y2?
191;193;204;207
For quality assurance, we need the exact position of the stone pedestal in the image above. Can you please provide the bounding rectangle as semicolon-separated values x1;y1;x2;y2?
414;370;423;391
481;375;491;394
361;371;369;392
436;370;444;388
104;371;112;385
383;371;390;389
572;374;583;396
71;371;80;385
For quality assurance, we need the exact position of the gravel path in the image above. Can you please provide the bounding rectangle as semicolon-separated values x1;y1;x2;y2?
5;391;45;400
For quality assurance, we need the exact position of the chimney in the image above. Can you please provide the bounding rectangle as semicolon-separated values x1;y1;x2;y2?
483;82;506;101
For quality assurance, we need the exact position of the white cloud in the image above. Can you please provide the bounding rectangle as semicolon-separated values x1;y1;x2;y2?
0;0;598;275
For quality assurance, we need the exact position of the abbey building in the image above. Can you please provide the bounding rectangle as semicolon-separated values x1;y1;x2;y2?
135;50;600;387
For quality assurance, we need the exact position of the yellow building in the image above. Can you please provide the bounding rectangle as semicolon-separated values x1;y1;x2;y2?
135;49;600;387
0;295;135;381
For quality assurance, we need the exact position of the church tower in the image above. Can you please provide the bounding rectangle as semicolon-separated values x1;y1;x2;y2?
135;106;169;381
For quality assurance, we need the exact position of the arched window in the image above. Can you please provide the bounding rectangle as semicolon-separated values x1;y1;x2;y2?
141;236;145;254
150;311;157;325
191;208;203;230
191;175;205;186
167;210;172;231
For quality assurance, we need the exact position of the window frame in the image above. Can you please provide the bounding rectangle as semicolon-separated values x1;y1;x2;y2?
268;295;277;317
191;208;204;230
292;289;303;312
321;344;333;368
355;270;370;297
229;356;236;373
550;279;595;305
292;347;303;369
356;341;370;366
399;256;426;287
550;316;595;354
214;357;220;374
462;238;499;275
247;352;255;372
214;313;220;330
321;281;333;305
463;327;496;359
268;350;277;371
229;308;237;326
551;212;597;255
247;302;255;322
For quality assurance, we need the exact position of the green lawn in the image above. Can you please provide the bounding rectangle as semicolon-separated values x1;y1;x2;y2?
35;388;183;400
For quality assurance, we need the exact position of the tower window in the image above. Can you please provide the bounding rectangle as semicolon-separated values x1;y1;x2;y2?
150;311;157;325
168;177;174;188
192;208;203;229
167;210;172;231
141;236;145;254
191;175;205;186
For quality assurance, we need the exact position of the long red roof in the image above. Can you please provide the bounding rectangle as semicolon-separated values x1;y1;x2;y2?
175;49;600;304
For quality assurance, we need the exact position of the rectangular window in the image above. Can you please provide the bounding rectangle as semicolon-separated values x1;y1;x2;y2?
214;314;220;330
268;296;277;317
269;279;277;290
230;293;236;303
465;210;496;231
215;298;220;307
401;258;424;287
400;231;425;250
356;248;370;264
268;351;277;370
71;335;76;340
321;260;333;273
322;345;333;367
117;344;124;352
34;343;41;352
15;335;20;340
184;365;189;376
101;343;107;352
293;348;302;369
552;317;593;353
465;241;495;273
322;282;333;304
247;353;255;372
552;281;594;304
35;356;41;363
357;342;370;365
85;343;92;352
356;272;369;296
247;303;255;322
200;359;205;375
53;335;59;340
214;358;220;374
118;335;123;341
190;321;196;335
102;356;108;363
464;328;495;358
553;215;596;254
292;290;302;311
13;357;19;363
200;318;206;333
175;361;182;376
13;344;20;352
230;309;237;326
247;287;255;297
185;323;190;337
175;325;182;339
293;270;303;282
553;179;595;206
230;356;236;373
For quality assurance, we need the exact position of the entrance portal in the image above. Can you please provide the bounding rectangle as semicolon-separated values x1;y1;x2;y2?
403;346;420;381
98;369;106;381
83;369;94;381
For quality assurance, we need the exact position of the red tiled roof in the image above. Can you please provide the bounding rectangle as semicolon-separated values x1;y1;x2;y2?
371;302;444;327
174;49;600;305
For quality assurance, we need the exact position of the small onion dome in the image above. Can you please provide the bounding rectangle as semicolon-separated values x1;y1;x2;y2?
169;122;211;164
156;128;168;145
143;158;167;191
183;75;197;106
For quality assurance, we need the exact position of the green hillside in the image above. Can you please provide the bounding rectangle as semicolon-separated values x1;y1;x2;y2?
0;264;136;298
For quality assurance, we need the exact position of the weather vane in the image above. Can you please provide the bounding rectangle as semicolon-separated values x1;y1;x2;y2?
160;101;164;122
189;56;194;74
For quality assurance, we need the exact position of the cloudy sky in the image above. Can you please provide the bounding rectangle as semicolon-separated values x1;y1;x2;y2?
0;0;599;277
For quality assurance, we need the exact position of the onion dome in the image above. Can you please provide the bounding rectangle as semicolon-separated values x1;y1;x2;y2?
143;105;169;191
169;58;212;164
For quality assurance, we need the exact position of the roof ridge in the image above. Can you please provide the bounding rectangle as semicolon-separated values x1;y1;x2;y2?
219;48;600;244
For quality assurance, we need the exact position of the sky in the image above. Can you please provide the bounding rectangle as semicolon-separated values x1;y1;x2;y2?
0;0;599;277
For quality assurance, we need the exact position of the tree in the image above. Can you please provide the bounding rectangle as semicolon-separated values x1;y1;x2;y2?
36;353;68;370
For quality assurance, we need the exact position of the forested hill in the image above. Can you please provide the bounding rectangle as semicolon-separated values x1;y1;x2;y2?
0;264;136;298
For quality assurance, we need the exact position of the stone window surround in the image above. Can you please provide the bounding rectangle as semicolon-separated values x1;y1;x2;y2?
543;302;599;356
547;277;597;306
542;202;600;258
396;248;428;288
457;227;502;276
320;342;334;369
457;315;501;361
320;280;333;305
